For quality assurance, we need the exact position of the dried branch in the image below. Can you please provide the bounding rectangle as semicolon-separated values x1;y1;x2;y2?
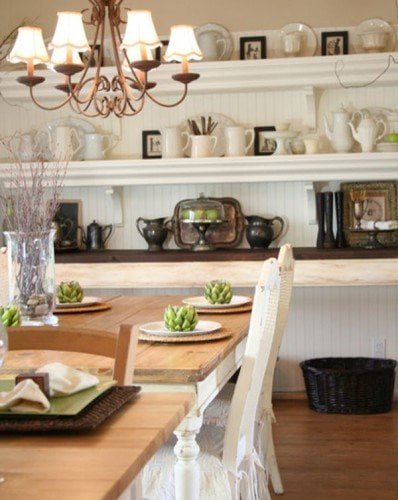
0;134;68;234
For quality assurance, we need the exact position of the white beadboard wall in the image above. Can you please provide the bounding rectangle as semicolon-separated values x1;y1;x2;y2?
1;56;398;394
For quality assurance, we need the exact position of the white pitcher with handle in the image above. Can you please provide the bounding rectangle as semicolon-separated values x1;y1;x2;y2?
46;126;83;160
83;133;115;160
324;107;354;153
348;113;386;152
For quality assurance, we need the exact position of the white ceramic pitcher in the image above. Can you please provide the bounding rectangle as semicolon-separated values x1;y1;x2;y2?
83;133;115;160
183;134;218;158
349;114;386;152
225;126;254;156
46;126;82;160
161;127;189;159
324;108;354;153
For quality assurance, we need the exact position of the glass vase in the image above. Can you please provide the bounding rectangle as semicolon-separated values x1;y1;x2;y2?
3;229;57;326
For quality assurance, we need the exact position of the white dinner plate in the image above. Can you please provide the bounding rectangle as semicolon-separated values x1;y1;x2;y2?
139;320;222;337
55;296;102;309
276;22;317;58
180;113;236;157
353;18;396;54
36;116;96;161
194;23;234;61
182;295;252;309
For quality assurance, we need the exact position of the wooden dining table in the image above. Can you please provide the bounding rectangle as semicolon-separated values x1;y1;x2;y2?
0;392;194;500
4;294;252;500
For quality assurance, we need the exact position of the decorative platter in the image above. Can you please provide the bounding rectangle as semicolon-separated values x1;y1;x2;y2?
170;196;245;249
276;22;317;58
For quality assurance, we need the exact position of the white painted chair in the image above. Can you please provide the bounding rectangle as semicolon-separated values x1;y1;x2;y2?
202;243;295;495
142;245;295;499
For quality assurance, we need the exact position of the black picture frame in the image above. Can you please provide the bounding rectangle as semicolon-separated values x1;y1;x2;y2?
142;130;162;159
52;199;83;251
155;40;169;63
254;126;276;156
321;31;349;56
239;36;266;60
79;44;103;67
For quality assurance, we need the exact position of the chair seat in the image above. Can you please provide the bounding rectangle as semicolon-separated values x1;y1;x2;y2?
203;382;235;427
143;424;268;500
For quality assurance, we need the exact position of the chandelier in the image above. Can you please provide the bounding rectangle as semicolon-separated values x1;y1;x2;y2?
7;0;203;118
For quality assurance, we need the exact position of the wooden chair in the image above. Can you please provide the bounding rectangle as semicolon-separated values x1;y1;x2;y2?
202;243;295;495
7;324;139;385
142;247;294;499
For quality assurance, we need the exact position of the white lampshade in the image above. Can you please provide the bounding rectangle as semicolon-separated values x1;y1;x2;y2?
8;27;49;64
49;11;90;51
164;25;202;62
121;10;161;50
50;47;84;66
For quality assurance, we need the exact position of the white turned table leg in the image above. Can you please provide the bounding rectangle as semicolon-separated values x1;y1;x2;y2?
173;414;203;500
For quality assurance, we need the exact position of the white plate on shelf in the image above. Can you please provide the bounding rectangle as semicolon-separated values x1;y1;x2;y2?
139;320;222;337
183;295;251;309
276;23;317;58
36;116;96;161
55;296;103;309
376;142;398;152
353;18;396;54
180;113;236;157
194;23;234;61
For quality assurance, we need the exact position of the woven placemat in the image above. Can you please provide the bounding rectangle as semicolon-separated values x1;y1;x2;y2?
0;386;140;433
139;330;232;343
194;303;252;314
54;302;112;314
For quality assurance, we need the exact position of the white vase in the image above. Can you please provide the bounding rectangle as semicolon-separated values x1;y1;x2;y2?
4;229;57;326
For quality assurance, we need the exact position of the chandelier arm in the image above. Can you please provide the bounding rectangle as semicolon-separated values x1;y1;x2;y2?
144;84;189;108
26;86;75;111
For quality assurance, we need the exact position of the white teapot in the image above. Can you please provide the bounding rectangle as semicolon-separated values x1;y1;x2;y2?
45;126;83;160
348;112;386;152
9;132;37;162
324;107;355;153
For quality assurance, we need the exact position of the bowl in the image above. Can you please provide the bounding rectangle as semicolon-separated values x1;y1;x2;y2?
385;133;398;143
359;31;388;52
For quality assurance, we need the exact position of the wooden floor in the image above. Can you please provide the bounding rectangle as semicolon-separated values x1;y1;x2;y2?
271;398;398;500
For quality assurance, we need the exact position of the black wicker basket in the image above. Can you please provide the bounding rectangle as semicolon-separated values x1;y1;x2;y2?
299;357;397;414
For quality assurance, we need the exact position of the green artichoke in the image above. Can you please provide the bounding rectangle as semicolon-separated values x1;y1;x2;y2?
56;281;84;303
0;304;22;327
204;280;233;304
164;305;199;332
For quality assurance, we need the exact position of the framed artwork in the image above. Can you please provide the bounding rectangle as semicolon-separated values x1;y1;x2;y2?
239;36;266;60
155;40;170;62
142;130;162;159
53;199;83;251
254;126;276;156
321;31;349;56
79;44;103;67
341;181;398;247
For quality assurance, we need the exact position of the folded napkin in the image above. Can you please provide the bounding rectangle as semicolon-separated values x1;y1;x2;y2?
37;362;100;397
0;379;50;414
360;219;398;230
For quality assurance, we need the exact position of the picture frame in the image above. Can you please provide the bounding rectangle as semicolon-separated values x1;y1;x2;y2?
142;130;162;159
155;40;170;63
341;181;398;247
79;44;103;67
239;36;266;60
254;126;276;156
321;31;349;56
53;199;83;251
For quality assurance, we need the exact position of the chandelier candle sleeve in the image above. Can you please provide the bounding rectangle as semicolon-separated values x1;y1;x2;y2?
7;0;203;118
